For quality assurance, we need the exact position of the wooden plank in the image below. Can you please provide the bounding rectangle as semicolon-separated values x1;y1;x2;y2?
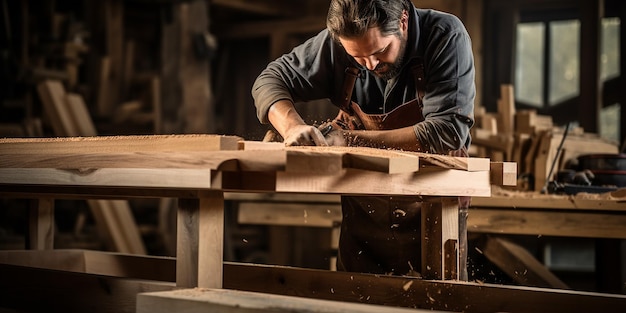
0;151;280;171
238;140;285;150
481;236;570;289
110;200;147;254
421;197;459;280
151;76;162;134
96;56;111;117
275;168;492;197
237;202;341;228
37;80;79;136
0;134;242;153
136;288;432;313
497;84;516;134
0;168;216;189
489;162;517;186
65;93;98;136
468;208;626;239
27;198;54;250
223;262;626;313
284;146;490;173
2;251;626;313
471;190;626;212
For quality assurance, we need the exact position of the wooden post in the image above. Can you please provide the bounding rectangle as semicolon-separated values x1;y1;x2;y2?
28;198;55;250
176;191;224;288
421;197;459;280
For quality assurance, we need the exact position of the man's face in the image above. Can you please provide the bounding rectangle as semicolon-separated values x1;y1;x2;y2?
339;17;408;80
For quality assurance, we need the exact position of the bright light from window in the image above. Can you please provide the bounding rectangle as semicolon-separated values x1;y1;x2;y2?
515;22;544;107
549;20;580;106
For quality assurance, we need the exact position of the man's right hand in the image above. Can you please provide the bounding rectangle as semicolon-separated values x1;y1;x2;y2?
283;124;328;146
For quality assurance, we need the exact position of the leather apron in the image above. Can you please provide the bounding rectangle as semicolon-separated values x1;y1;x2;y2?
334;62;469;280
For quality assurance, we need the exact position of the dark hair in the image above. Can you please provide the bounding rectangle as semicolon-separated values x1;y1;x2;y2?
326;0;409;40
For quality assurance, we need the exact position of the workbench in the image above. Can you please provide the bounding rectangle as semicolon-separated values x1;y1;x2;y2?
0;135;498;286
3;135;626;312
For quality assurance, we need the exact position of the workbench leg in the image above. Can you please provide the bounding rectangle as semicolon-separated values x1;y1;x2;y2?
421;197;459;280
176;191;224;288
27;198;54;250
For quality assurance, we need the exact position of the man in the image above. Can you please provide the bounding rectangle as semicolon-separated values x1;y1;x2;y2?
252;0;475;279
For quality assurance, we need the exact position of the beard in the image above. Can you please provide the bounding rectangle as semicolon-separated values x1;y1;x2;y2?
371;35;407;80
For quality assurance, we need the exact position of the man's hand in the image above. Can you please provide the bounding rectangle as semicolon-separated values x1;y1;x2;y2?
323;129;348;146
283;124;328;146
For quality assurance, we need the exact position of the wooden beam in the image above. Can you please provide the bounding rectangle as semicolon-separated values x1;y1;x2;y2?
137;288;429;313
468;208;626;239
480;236;569;289
27;198;54;250
497;84;516;134
578;0;602;133
0;135;242;154
422;197;459;280
2;251;626;312
37;80;79;137
275;168;491;197
237;202;341;228
177;192;224;288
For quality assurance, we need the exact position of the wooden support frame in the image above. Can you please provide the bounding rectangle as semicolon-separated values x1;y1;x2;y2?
177;191;225;288
422;197;459;280
0;135;504;300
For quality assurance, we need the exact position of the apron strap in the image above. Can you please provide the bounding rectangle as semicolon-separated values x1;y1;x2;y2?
339;67;360;114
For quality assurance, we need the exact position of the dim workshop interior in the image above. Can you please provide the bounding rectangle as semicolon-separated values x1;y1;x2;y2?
1;0;626;312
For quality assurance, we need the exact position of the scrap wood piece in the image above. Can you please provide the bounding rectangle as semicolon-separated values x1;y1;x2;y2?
238;140;284;151
0;134;242;154
480;235;569;289
490;162;517;186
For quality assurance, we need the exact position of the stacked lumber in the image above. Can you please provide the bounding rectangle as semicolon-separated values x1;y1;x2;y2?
471;84;618;192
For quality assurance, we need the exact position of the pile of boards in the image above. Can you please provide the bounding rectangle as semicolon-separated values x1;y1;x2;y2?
470;84;618;192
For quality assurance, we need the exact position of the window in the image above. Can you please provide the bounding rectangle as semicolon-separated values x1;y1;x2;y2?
599;17;621;143
514;18;581;108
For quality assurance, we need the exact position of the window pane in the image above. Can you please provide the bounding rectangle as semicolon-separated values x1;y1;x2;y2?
601;17;620;81
549;20;580;106
600;103;620;144
515;22;545;107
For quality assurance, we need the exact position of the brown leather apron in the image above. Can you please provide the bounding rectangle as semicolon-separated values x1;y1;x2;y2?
334;62;469;280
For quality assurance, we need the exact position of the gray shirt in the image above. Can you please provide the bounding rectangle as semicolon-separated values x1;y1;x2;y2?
252;6;475;153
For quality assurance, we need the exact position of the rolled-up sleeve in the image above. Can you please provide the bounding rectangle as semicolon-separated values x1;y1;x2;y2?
252;30;337;124
413;18;475;153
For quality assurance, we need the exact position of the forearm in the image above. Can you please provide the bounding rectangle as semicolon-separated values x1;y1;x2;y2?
267;100;306;138
343;126;425;152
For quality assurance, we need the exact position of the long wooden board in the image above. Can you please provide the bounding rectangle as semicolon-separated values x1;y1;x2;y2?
0;134;242;154
1;250;625;313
